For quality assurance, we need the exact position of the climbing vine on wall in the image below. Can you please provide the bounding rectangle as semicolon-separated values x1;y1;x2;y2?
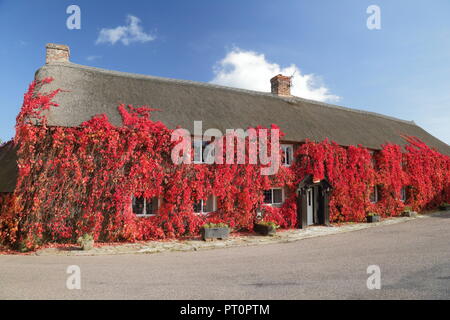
0;79;449;250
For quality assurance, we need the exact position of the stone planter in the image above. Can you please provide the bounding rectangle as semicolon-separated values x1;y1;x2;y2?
254;223;277;236
401;211;418;218
366;215;381;223
80;239;94;251
201;227;229;241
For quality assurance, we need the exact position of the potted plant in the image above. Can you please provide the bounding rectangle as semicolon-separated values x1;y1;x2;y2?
366;212;381;223
254;221;279;236
401;206;418;218
77;234;94;250
200;223;230;241
439;202;450;211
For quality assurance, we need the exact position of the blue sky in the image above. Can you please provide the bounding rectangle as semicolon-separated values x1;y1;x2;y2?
0;0;449;143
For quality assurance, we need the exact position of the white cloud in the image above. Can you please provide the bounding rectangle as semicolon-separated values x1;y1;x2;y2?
96;15;155;45
210;48;340;103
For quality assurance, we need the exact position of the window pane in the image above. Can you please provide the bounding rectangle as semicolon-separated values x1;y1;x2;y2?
146;197;158;215
203;142;215;164
133;196;145;215
152;197;159;213
281;145;293;166
263;190;272;204
371;157;377;168
370;186;377;203
193;140;203;163
286;147;291;165
193;200;203;213
401;187;407;201
273;189;283;204
204;195;215;212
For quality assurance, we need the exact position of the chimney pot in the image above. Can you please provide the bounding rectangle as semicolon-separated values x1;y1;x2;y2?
46;43;70;64
270;74;292;96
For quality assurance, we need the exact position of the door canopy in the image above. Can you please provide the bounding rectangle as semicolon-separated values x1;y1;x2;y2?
297;175;332;194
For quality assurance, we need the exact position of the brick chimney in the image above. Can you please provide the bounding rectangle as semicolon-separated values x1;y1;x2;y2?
270;74;292;96
46;43;70;64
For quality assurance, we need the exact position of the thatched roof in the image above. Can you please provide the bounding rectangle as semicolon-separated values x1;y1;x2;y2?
35;62;449;153
0;60;448;193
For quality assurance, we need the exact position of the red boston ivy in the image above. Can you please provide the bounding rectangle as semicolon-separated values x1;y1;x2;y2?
0;79;449;250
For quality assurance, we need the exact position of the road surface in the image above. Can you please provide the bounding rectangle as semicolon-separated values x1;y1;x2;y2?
0;211;449;299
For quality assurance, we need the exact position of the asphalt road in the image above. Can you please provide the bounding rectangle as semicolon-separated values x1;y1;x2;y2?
0;212;449;300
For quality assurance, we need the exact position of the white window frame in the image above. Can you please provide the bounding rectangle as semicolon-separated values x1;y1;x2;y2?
194;195;217;215
132;196;159;217
370;185;379;204
369;150;377;168
400;187;407;202
193;139;215;164
263;188;285;206
401;156;407;170
281;144;294;167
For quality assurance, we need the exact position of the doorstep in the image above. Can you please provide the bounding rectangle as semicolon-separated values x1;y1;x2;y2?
34;213;434;257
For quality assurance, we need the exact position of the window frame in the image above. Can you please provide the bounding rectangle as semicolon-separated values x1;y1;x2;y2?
281;144;294;167
401;154;408;171
132;196;159;217
400;186;407;202
193;195;217;215
263;188;285;206
370;185;379;204
193;139;215;164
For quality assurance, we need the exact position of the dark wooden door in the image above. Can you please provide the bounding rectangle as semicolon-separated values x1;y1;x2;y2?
297;189;308;229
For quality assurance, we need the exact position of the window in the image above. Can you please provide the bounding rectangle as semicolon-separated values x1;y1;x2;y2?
369;150;378;169
263;188;284;205
193;140;215;164
132;196;159;216
281;144;294;167
400;187;407;202
401;155;407;170
194;195;216;214
370;185;380;203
